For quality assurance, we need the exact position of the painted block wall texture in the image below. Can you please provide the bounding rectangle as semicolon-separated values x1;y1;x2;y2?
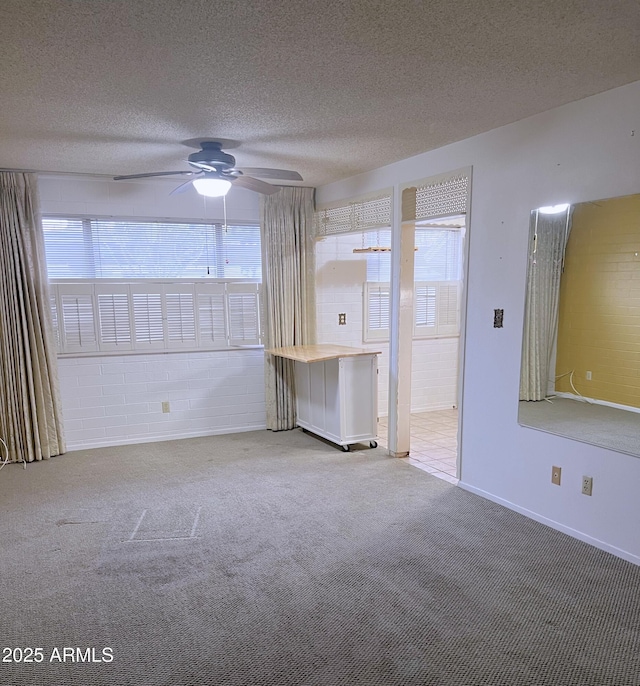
40;175;266;450
315;233;458;415
556;193;640;408
58;350;266;450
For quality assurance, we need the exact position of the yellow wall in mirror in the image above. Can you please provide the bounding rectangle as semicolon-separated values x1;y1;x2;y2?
555;194;640;409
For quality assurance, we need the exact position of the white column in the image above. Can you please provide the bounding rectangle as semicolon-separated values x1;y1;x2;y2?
387;186;415;457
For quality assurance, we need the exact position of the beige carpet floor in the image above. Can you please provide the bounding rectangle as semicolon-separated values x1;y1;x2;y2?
0;429;638;685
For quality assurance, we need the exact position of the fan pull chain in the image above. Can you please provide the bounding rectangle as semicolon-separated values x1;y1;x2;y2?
223;194;228;233
205;221;211;275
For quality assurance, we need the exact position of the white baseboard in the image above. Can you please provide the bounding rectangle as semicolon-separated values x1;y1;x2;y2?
378;402;457;419
65;423;268;452
554;392;640;414
457;481;640;567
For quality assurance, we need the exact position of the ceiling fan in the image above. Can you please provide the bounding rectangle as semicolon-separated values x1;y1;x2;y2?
113;139;303;197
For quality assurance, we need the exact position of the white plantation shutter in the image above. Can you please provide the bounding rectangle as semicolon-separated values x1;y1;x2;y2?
131;286;164;350
165;285;197;347
58;284;98;352
50;280;262;354
95;284;133;350
414;282;460;337
196;283;227;348
365;283;391;340
227;283;261;345
414;284;437;335
437;282;460;335
365;281;461;341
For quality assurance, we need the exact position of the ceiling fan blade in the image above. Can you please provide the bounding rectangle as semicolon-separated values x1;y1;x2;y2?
237;167;303;181
233;176;281;195
169;175;202;195
113;171;195;181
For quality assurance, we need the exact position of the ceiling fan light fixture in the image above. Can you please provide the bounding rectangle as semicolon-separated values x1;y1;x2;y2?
192;177;232;197
112;140;300;196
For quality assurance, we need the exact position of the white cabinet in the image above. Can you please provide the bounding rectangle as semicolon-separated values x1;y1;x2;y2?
268;345;380;451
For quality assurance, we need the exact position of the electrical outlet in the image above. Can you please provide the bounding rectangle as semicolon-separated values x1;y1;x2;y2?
493;309;504;328
582;476;593;496
551;466;561;486
586;371;592;380
161;401;170;413
338;313;346;325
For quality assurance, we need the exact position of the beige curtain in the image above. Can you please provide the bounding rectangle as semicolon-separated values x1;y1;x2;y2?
0;172;65;462
261;187;316;430
520;208;572;401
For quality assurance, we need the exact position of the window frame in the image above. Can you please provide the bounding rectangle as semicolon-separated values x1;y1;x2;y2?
361;224;463;343
363;280;461;343
42;214;265;357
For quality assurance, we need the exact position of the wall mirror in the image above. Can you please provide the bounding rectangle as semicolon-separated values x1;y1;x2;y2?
518;192;640;457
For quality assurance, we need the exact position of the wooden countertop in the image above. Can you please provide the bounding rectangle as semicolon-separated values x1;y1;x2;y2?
267;344;381;363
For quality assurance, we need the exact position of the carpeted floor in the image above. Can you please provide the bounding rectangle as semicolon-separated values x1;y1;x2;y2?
519;397;640;457
0;429;639;685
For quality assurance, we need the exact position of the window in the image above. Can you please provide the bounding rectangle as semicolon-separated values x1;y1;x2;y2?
43;217;263;355
364;229;461;282
42;218;261;279
363;227;462;341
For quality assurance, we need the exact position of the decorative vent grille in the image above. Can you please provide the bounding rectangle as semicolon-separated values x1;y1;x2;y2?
414;174;469;221
315;193;392;236
402;171;470;222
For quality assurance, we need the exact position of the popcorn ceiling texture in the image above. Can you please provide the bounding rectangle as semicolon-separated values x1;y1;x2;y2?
1;0;640;186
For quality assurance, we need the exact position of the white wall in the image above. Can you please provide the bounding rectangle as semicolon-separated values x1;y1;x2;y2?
317;81;640;564
315;232;459;415
39;175;266;450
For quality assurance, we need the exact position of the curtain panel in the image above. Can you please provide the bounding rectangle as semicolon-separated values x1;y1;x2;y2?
261;187;315;430
520;209;572;401
0;172;65;462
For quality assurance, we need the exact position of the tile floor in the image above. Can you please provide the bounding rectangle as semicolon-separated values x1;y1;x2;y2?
377;409;459;484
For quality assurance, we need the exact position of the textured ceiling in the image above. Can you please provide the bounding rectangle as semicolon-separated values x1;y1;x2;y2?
1;0;640;187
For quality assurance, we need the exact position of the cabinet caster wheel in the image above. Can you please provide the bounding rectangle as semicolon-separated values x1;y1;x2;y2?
341;444;351;452
370;441;378;448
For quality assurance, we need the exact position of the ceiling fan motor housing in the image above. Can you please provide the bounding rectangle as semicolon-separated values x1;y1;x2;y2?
187;141;236;172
